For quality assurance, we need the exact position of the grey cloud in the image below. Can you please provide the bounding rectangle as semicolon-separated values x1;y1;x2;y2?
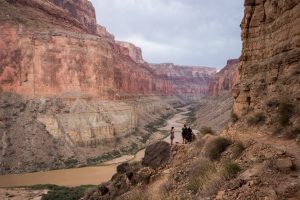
91;0;244;68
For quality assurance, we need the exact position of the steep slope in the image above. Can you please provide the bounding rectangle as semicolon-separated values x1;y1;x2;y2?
232;0;300;134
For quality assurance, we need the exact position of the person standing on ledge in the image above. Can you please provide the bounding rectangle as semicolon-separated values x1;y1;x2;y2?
182;124;188;144
187;126;193;143
170;127;175;145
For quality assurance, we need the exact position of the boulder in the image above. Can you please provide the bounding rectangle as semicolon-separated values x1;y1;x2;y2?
116;162;130;174
142;141;171;168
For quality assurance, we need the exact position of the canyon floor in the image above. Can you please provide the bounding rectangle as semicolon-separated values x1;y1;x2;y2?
0;93;236;199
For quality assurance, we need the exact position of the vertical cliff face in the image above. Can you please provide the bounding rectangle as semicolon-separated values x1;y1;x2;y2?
0;0;176;98
233;0;300;127
149;63;216;95
5;0;97;34
96;24;115;41
48;0;97;34
208;59;239;96
116;41;145;64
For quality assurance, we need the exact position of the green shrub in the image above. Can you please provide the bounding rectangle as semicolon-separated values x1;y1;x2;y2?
145;112;174;133
247;112;265;125
277;103;294;126
185;104;201;125
187;160;216;194
222;161;241;179
206;137;231;160
231;112;238;123
231;142;245;158
64;158;79;168
200;126;215;135
28;184;96;200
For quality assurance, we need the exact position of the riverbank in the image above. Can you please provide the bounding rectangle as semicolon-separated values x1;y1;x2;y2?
0;106;192;188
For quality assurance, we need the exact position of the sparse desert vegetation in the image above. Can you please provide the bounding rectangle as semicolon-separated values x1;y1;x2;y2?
276;103;295;126
205;137;231;160
247;112;265;125
221;161;241;179
28;184;96;200
200;126;215;135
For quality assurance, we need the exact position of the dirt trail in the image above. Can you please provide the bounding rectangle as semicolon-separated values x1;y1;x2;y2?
231;131;300;175
254;135;300;171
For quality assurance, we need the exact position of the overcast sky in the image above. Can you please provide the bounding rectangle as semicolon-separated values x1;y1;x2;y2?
91;0;244;69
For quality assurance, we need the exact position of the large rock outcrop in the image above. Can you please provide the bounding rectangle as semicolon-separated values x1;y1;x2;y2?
232;0;300;124
5;0;97;34
117;41;145;64
208;59;239;96
142;141;171;168
0;0;174;98
149;63;216;95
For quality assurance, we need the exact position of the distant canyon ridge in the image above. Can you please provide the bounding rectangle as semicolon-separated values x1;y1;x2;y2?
0;0;238;174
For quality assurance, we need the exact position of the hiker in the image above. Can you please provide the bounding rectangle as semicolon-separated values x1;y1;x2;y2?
187;126;193;143
182;124;188;144
170;127;175;145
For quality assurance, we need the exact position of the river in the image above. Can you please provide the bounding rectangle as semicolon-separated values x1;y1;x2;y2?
0;107;191;187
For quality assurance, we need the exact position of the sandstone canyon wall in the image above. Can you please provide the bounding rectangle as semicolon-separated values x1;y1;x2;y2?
149;63;216;95
0;0;216;174
208;59;239;96
116;41;145;64
232;0;300;132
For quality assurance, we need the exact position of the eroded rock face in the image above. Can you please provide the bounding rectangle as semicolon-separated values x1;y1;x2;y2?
6;0;97;34
233;0;300;119
117;41;145;64
208;59;239;96
0;0;217;98
149;63;216;95
0;93;177;174
97;24;115;41
0;22;173;98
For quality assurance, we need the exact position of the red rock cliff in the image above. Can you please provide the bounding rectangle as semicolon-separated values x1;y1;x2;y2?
116;41;145;64
208;59;239;96
0;0;174;98
5;0;97;34
149;63;216;95
233;0;300;124
0;0;215;98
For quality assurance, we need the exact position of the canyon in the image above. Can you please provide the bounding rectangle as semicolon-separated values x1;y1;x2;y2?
0;0;224;175
82;0;300;200
2;0;299;199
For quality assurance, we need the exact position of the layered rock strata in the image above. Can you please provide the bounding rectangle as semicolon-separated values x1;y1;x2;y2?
208;59;239;96
232;0;300;126
0;0;173;98
117;41;145;64
149;63;216;95
0;0;217;174
0;93;182;174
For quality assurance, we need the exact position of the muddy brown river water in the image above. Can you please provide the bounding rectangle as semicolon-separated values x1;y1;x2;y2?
0;107;191;187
